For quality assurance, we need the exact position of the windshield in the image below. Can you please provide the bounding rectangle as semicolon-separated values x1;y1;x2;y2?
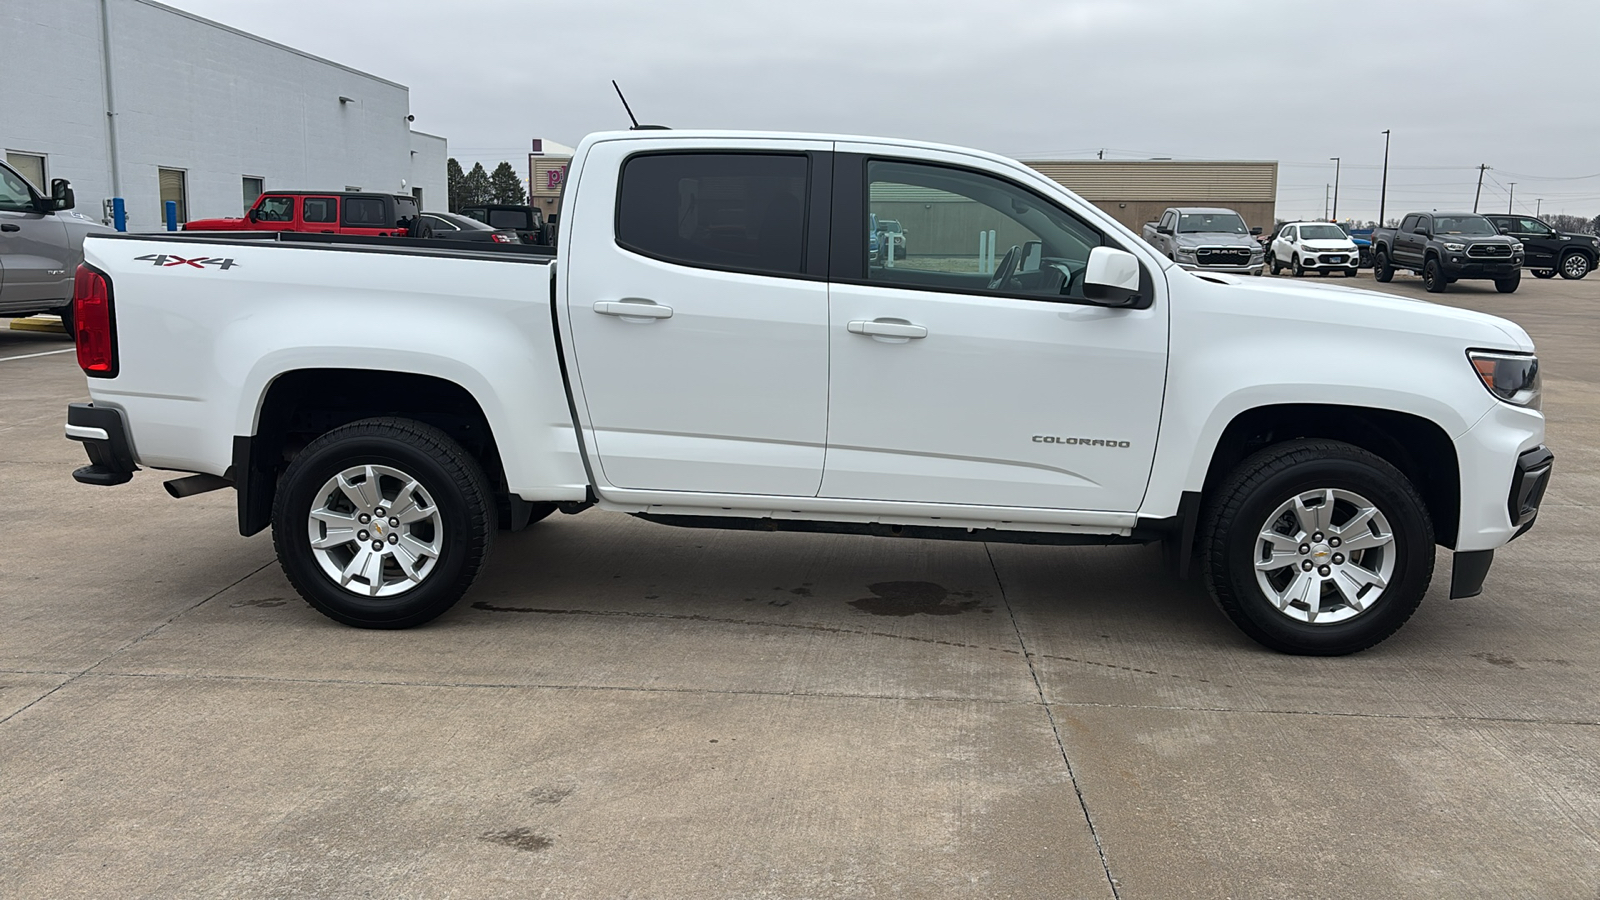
1434;215;1497;236
879;220;902;232
1298;224;1347;241
1178;213;1247;234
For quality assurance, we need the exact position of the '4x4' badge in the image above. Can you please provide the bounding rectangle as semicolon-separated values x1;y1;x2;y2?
135;254;240;270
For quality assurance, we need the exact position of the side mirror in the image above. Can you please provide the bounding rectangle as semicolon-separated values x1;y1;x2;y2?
247;208;259;222
1156;224;1171;235
49;178;75;211
1250;226;1263;236
1082;246;1147;308
1497;225;1511;234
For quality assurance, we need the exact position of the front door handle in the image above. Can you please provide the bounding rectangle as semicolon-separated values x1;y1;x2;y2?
848;319;927;339
0;223;19;232
594;299;673;320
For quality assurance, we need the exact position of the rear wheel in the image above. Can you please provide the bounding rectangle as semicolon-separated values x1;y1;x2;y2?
1422;258;1447;292
1201;440;1433;655
1560;251;1591;280
1373;248;1395;283
273;417;495;628
56;303;74;337
1269;252;1282;275
1495;270;1521;293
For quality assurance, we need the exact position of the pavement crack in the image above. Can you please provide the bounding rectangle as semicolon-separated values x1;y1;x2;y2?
986;543;1121;900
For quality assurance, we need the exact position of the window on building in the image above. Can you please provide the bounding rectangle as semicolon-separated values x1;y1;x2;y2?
303;197;338;224
158;168;188;224
5;152;46;193
616;152;809;276
243;176;264;212
342;196;387;226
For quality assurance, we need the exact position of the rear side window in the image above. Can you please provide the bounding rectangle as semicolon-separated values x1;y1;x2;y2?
617;152;808;276
487;209;528;229
343;197;387;226
304;197;337;223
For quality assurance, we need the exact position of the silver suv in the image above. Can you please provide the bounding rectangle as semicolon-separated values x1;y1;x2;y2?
1;160;112;328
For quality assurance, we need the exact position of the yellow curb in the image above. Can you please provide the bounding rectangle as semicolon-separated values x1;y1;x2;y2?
9;316;68;334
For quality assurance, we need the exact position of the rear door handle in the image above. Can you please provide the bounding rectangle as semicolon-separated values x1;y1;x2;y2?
0;223;19;232
594;299;673;320
848;319;927;339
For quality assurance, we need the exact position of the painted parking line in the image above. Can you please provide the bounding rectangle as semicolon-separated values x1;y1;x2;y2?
0;348;75;363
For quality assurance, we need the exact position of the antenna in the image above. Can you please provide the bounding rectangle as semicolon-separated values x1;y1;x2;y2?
612;80;639;129
610;80;669;131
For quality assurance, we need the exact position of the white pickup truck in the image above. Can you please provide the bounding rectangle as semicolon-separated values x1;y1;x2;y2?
62;130;1552;655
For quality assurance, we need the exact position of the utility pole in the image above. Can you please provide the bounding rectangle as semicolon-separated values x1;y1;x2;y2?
1097;149;1104;160
1507;183;1516;214
1379;130;1391;227
1329;157;1341;221
1536;198;1543;216
1473;164;1490;213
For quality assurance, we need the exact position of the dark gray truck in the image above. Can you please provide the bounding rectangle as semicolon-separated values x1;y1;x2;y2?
1370;212;1524;294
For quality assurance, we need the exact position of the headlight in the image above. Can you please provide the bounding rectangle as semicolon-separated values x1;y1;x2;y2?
1512;242;1524;251
1468;351;1540;410
1444;242;1466;251
1176;247;1196;256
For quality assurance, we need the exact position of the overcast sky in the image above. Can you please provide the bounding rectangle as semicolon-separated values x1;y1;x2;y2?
163;0;1600;223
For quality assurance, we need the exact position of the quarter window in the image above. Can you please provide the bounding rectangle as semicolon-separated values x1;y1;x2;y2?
617;152;809;277
864;159;1104;301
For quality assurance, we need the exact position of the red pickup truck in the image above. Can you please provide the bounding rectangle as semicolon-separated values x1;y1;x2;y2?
185;191;428;237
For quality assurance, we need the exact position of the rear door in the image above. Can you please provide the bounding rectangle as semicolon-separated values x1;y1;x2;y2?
820;148;1168;512
301;196;338;233
562;138;833;496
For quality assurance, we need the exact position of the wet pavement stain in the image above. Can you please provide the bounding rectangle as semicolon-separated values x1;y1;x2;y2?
849;582;981;617
1473;652;1526;670
480;827;552;852
528;785;574;805
229;596;287;609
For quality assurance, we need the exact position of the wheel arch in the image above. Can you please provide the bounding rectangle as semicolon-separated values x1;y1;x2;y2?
236;368;506;536
1198;403;1460;550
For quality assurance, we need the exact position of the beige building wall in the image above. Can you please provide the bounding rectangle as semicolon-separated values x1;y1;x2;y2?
527;154;572;219
1023;160;1279;233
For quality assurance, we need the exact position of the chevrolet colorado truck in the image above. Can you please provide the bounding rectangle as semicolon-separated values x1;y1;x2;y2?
61;130;1552;656
1142;207;1265;275
1370;212;1524;293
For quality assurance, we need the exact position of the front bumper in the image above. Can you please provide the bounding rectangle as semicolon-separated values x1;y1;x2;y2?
1439;256;1523;279
1449;444;1553;599
65;402;139;486
1298;252;1360;269
1176;261;1264;275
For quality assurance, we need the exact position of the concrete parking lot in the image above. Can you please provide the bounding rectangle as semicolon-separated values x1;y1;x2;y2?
2;273;1597;898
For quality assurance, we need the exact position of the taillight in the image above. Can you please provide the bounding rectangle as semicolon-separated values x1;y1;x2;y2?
492;233;514;243
73;264;118;377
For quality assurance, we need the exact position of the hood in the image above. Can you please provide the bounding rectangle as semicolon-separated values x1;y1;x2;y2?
183;215;246;230
1302;239;1358;251
1175;232;1258;249
1184;271;1534;352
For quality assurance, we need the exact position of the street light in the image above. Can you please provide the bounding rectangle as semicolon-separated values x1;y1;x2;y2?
1379;130;1391;227
1330;157;1341;221
1508;182;1516;214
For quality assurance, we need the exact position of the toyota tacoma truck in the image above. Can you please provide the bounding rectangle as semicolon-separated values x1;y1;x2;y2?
61;130;1552;656
1370;212;1524;293
1142;207;1265;275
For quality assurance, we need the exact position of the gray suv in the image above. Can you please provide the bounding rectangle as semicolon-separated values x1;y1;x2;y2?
1;160;112;328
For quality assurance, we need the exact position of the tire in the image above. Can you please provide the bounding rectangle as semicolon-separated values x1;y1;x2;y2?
272;417;496;629
1495;270;1521;293
1200;439;1434;656
1422;258;1447;293
1292;254;1304;277
1560;251;1591;280
1269;252;1282;276
1533;269;1556;279
1344;267;1359;277
1373;248;1394;283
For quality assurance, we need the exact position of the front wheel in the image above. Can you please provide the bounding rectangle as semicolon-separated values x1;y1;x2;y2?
1422;258;1448;292
1201;440;1434;655
1373;248;1395;283
1344;267;1359;277
1292;254;1305;277
272;417;496;628
1560;252;1591;280
1495;271;1521;294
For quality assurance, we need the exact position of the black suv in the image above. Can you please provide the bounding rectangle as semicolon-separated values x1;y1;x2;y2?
1483;214;1597;280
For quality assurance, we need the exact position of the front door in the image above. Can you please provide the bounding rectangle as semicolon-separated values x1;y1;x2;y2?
562;140;832;496
0;163;69;306
821;151;1169;512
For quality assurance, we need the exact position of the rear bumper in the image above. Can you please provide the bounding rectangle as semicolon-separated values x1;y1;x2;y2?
65;402;139;486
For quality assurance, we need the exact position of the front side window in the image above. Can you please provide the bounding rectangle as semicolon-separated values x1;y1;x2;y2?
303;197;337;223
343;197;387;226
865;159;1104;301
255;196;294;222
617;152;809;276
1517;217;1552;235
0;163;35;211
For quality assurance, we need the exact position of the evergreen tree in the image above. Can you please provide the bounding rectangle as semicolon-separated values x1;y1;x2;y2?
446;158;467;213
463;162;492;208
489;161;527;205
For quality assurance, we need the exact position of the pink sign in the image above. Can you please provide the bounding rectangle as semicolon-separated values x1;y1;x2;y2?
546;167;567;190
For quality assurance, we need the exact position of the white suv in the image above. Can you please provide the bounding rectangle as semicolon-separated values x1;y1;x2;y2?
1269;222;1361;277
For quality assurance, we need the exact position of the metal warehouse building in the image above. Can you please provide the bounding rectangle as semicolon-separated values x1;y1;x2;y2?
0;0;446;230
1023;160;1278;233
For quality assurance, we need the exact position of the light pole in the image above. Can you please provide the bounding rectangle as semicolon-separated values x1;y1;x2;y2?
1379;130;1391;227
1508;183;1516;214
1536;198;1543;217
1325;184;1331;220
1329;157;1341;221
